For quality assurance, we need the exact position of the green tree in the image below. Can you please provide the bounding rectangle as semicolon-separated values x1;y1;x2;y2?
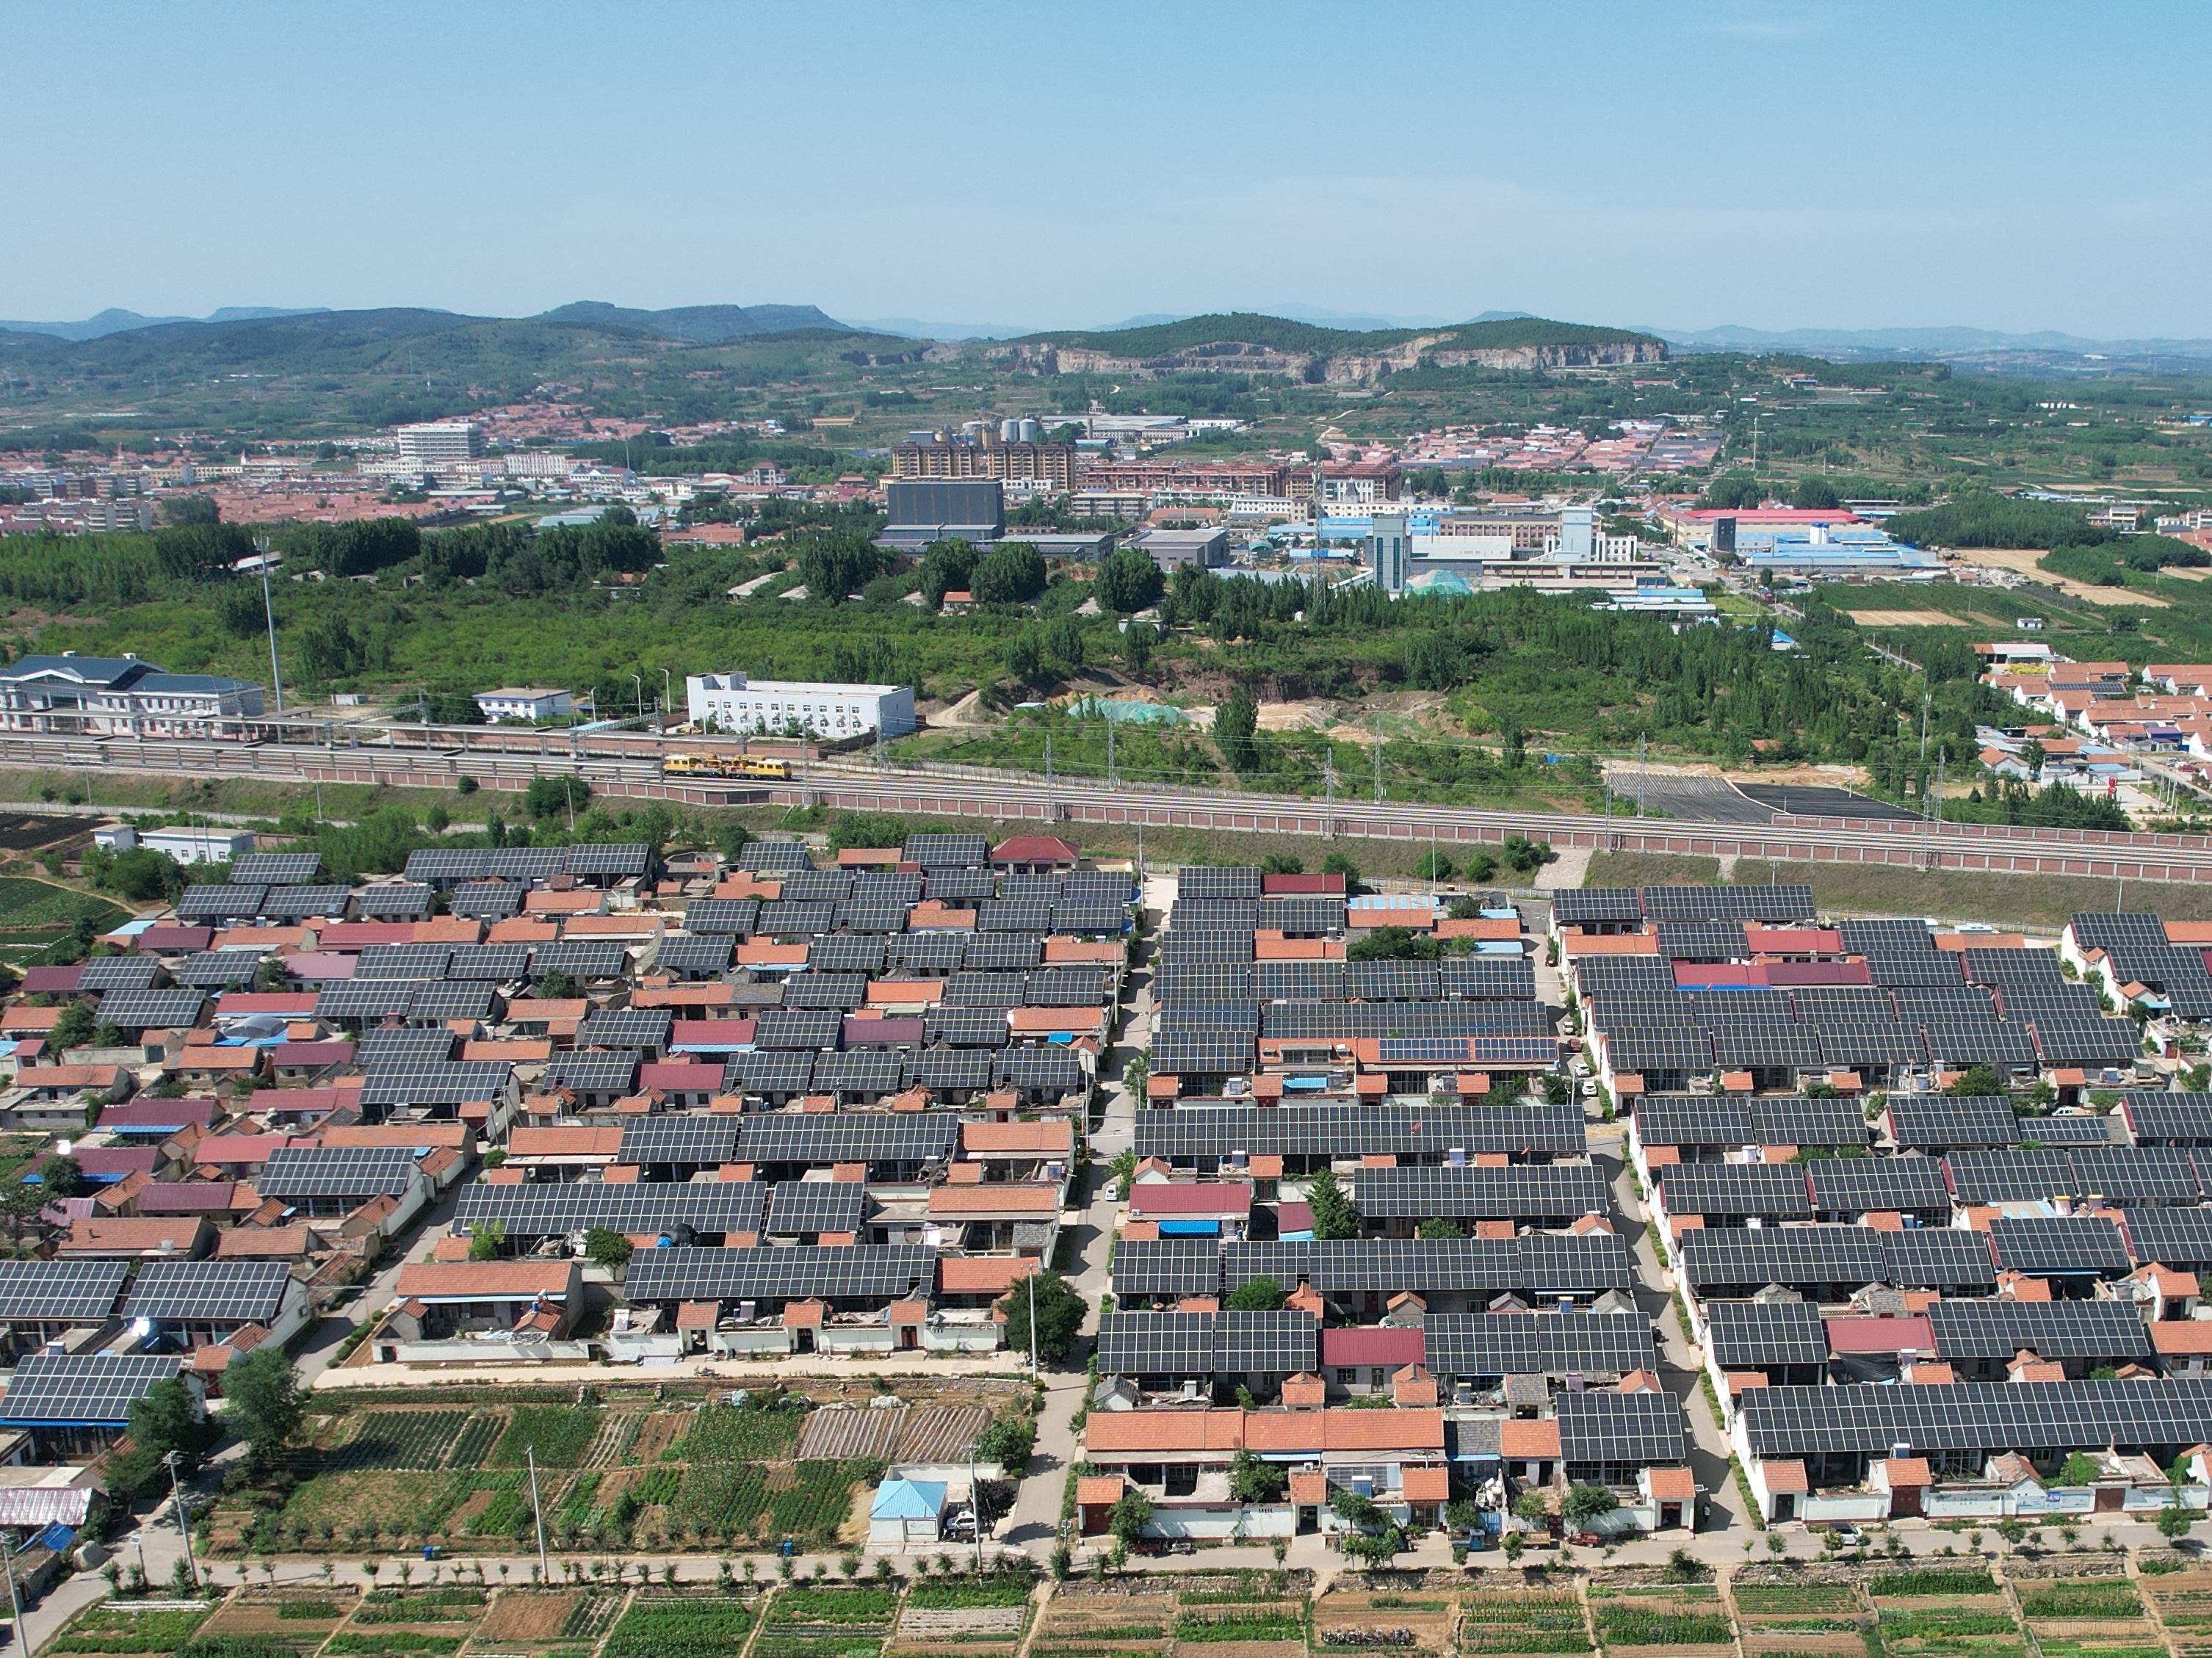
36;1155;84;1199
535;969;579;1000
1224;1275;1286;1311
525;774;590;819
1417;851;1456;883
1214;688;1259;772
715;822;754;862
1094;548;1165;614
224;1344;302;1468
1416;1218;1464;1239
118;1376;217;1491
1948;1065;2003;1098
1564;1484;1619;1524
1108;1489;1154;1546
2158;1498;2197;1541
1229;1449;1287;1504
468;1221;507;1261
583;1227;632;1270
976;1415;1036;1474
1304;1170;1359;1240
1321;852;1363;894
1261;854;1304;875
918;539;980;608
998;1269;1085;1363
2056;1452;2103;1488
50;1000;95;1051
1348;926;1445;963
972;541;1048;605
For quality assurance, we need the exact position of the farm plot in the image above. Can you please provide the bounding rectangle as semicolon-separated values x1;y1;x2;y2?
330;1410;496;1471
198;1593;360;1648
2017;1576;2164;1658
755;1586;899;1658
889;1575;1036;1654
680;1402;807;1462
671;1456;880;1545
469;1589;593;1649
1865;1576;2022;1658
1029;1589;1177;1658
1591;1587;1732;1658
1731;1577;1868;1658
603;1594;756;1658
1458;1588;1590;1657
2139;1570;2212;1658
1314;1590;1453;1656
491;1405;601;1468
44;1601;217;1657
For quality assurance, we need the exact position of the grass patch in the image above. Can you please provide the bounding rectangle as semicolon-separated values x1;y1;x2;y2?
2017;1582;2144;1620
1871;1570;1998;1599
50;1604;215;1653
771;1588;900;1624
604;1596;756;1658
1585;852;1721;886
1735;1585;1864;1615
492;1404;599;1467
1594;1608;1731;1646
907;1579;1037;1609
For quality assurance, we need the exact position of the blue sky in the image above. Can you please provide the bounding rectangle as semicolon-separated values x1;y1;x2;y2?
8;1;2208;337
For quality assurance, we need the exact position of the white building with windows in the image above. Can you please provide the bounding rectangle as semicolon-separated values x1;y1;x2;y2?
394;421;485;465
472;687;575;724
684;673;917;739
0;654;264;735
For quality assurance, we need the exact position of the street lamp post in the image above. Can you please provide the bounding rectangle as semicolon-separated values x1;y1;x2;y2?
253;536;285;715
659;668;673;727
631;674;644;721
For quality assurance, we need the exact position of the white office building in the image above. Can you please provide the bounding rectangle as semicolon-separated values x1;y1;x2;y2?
394;421;485;465
685;673;917;739
472;687;575;724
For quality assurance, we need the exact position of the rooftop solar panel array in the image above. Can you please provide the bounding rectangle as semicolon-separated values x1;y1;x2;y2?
626;1245;935;1303
1702;1299;1829;1369
77;953;164;993
92;988;206;1029
457;1183;768;1238
1135;1104;1587;1160
1986;1214;2130;1276
1926;1297;2153;1363
231;852;323;886
1886;1095;2022;1151
1096;1309;1320;1377
1423;1311;1656;1378
1741;1379;2212;1460
355;883;435;919
0;1259;128;1322
258;1145;420;1200
123;1259;293;1323
1556;1389;1688;1466
0;1353;184;1426
1224;1235;1635;1296
356;1060;510;1107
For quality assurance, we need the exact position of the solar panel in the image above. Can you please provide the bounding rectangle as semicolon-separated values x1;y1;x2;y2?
355;883;435;919
259;1145;419;1200
577;1009;674;1050
753;1009;843;1050
564;843;650;878
1987;1214;2130;1276
2119;1207;2212;1270
1790;987;1899;1020
766;1179;868;1236
808;935;886;974
1155;933;1257;966
260;885;350;919
1882;1229;1998;1292
736;841;812;872
1926;1298;2153;1363
546;1051;641;1093
1177;866;1262;900
781;973;868;1012
1552;888;1642;926
1112;1238;1223;1297
781;869;854;904
2017;1112;2119;1147
739;1114;955;1167
76;954;162;993
122;1259;292;1323
2122;1091;2212;1143
723;1050;815;1095
1423;1311;1656;1378
231;852;323;886
1263;1002;1553;1039
355;944;454;980
449;881;524;920
357;1060;510;1108
964;935;1044;972
1838;918;1936;955
1643;883;1813;924
1633;1096;1754;1148
838;902;911;936
980;899;1052;933
914;1048;994;1092
1887;1095;2021;1151
1659;1163;1814;1220
757;901;835;937
178;886;261;922
1173;899;1260;932
1223;1236;1634;1296
1348;960;1442;1002
1152;1031;1256;1074
1157;963;1259;1002
1355;1165;1609;1220
1256;961;1346;1002
1134;1103;1588;1160
1097;1310;1216;1375
814;1050;908;1096
0;1259;127;1322
902;833;988;869
889;933;965;973
925;868;996;903
405;980;497;1021
1604;1025;1714;1073
854;872;925;905
1703;1300;1829;1369
2031;1017;2145;1069
1942;1148;2075;1204
994;1047;1085;1090
627;1245;936;1303
1921;1021;2038;1070
1438;957;1537;1000
1804;1156;1951;1215
1677;1226;1887;1293
1743;1378;2212;1461
1555;1389;1688;1466
484;848;565;882
0;1353;184;1426
314;980;419;1021
531;941;628;980
619;1117;740;1167
925;1007;1010;1048
654;935;734;977
1656;920;1750;962
2070;1145;2200;1203
92;988;206;1030
1261;897;1345;934
2070;913;2171;952
680;900;757;938
1026;967;1110;1007
405;848;488;883
1867;954;1967;987
457;1183;768;1239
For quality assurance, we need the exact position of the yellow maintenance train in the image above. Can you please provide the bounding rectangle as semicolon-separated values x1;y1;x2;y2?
661;753;792;780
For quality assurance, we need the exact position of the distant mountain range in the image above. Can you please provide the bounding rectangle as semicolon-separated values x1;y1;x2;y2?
1653;322;2212;364
0;301;850;346
0;305;330;341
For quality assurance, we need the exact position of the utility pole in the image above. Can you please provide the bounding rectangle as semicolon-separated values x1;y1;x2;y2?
1027;1272;1038;1375
1372;719;1383;804
632;674;643;721
1044;734;1055;808
165;1450;199;1592
254;536;285;714
528;1447;549;1581
1324;753;1335;806
1106;719;1116;789
1919;691;1931;765
1636;734;1648;817
659;668;672;727
0;1527;23;1658
968;1452;984;1571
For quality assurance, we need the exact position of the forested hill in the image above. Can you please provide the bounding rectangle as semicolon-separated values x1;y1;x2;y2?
984;314;1667;383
